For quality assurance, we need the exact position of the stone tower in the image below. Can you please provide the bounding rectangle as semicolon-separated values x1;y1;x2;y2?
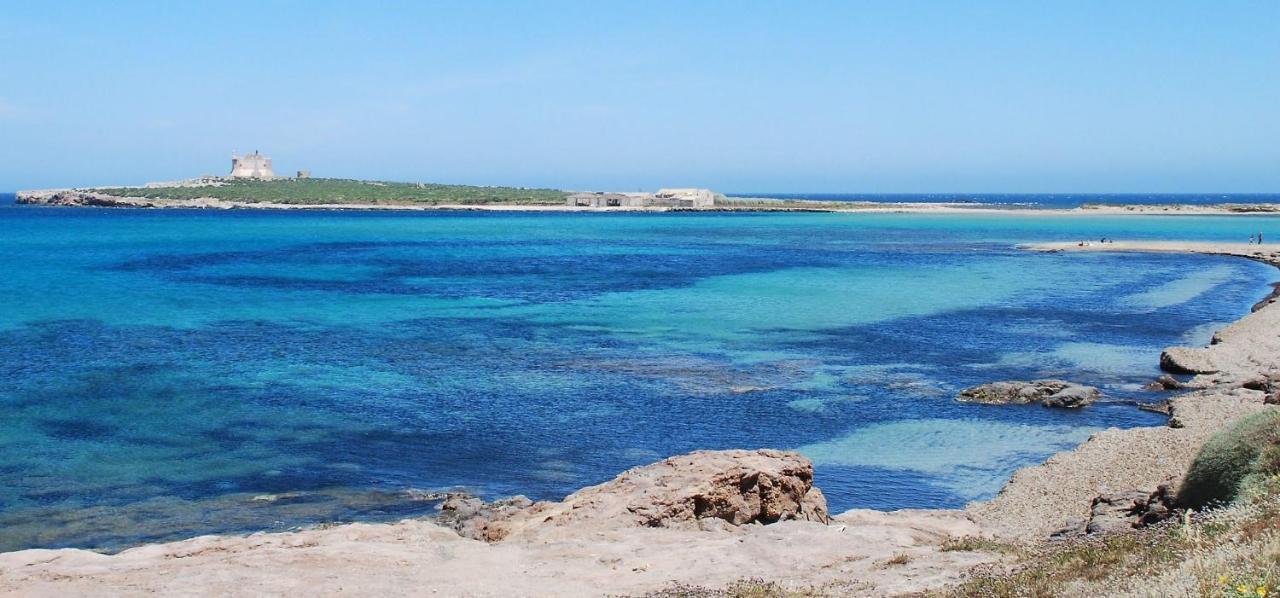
230;150;275;179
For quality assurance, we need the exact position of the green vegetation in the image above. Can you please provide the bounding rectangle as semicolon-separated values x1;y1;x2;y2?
1179;410;1280;509
93;178;568;206
940;479;1280;597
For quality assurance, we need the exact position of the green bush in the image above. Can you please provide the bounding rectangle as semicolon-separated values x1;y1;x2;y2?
1178;410;1280;509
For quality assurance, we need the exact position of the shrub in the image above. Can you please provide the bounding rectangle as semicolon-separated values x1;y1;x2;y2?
1178;410;1280;509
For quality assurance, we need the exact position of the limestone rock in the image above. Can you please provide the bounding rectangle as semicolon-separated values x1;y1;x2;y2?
1049;518;1088;539
1042;385;1101;408
957;380;1100;409
446;449;829;542
1135;485;1177;527
1144;374;1186;391
1160;347;1219;375
1085;490;1151;535
436;494;534;542
1056;486;1177;538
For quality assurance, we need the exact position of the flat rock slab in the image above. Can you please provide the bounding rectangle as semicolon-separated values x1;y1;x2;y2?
1160;347;1220;375
957;380;1101;408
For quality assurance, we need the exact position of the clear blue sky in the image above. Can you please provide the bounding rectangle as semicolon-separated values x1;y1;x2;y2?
2;1;1277;192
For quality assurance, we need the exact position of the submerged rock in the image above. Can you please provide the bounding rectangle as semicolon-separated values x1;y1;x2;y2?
957;380;1101;409
1137;400;1174;416
441;449;828;542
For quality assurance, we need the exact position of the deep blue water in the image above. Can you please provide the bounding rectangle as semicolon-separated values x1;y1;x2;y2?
0;204;1277;552
726;192;1280;208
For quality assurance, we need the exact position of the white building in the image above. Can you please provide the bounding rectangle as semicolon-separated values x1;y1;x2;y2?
229;151;275;179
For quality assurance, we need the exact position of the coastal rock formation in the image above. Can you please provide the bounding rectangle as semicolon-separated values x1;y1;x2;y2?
1160;347;1220;375
957;380;1100;408
970;241;1280;540
0;507;991;598
1144;374;1186;391
16;189;158;208
448;449;828;542
1051;485;1177;538
436;495;535;542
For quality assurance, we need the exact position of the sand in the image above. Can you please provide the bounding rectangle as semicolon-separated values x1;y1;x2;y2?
2;241;1279;596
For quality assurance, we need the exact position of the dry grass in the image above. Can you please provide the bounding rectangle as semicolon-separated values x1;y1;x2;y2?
878;552;913;568
939;536;1023;556
938;478;1280;597
639;578;866;597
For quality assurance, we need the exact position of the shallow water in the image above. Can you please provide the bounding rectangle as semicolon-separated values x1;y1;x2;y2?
0;206;1276;551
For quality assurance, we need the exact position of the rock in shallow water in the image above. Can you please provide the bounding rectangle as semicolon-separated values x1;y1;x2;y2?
957;380;1101;409
1144;374;1186;391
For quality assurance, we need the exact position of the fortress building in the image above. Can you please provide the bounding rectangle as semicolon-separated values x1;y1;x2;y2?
229;151;275;179
655;188;716;208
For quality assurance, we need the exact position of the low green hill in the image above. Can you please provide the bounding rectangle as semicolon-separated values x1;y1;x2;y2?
93;178;568;206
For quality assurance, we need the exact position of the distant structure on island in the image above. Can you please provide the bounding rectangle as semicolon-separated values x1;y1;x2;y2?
656;188;716;207
567;188;717;208
229;151;275;179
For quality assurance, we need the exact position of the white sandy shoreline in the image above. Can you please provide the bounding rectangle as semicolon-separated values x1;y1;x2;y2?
2;241;1279;597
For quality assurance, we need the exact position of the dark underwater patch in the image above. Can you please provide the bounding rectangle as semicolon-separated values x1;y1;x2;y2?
36;418;117;440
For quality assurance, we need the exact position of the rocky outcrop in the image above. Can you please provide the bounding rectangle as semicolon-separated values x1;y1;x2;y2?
1159;347;1220;375
957;380;1100;408
1144;374;1186;391
441;449;828;542
1051;485;1177;538
436;494;535;542
16;189;156;208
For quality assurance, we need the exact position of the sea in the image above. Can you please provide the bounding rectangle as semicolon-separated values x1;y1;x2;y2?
1;192;1278;552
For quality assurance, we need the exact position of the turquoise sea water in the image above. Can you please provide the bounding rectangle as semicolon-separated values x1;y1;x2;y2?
1;203;1278;551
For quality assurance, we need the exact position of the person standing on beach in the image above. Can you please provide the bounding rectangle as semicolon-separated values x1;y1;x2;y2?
1260;232;1265;245
1250;234;1257;244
